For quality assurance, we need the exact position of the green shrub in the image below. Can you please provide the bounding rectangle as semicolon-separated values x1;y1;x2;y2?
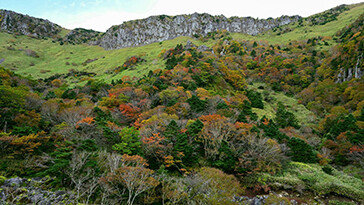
322;165;333;175
193;167;244;204
187;95;207;113
209;141;237;173
264;194;291;205
259;118;289;142
287;137;317;163
0;175;6;185
275;102;300;129
112;127;141;155
246;90;264;109
263;162;364;201
216;101;229;109
61;89;77;99
323;114;360;144
328;200;356;205
237;100;255;123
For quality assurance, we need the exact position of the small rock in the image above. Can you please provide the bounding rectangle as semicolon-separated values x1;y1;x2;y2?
4;177;24;187
197;45;211;52
55;190;66;196
185;40;196;50
281;191;289;197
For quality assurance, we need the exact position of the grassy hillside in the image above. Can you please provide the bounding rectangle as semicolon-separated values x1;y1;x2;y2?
231;2;364;45
0;2;362;85
248;83;316;126
262;162;364;202
0;3;363;204
0;33;210;83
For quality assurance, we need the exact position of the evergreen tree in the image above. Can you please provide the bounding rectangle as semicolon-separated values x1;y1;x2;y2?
246;90;264;109
112;127;141;155
287;137;317;163
165;120;197;166
187;95;207;113
250;49;256;57
275;102;300;129
259;117;289;142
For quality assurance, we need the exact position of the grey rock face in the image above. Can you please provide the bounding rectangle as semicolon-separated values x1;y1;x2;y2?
3;177;25;187
0;177;74;204
197;45;212;52
0;9;62;38
335;54;363;83
234;194;297;205
0;9;300;50
99;13;301;50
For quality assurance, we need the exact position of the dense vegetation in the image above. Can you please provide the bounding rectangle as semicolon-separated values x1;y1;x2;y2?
0;3;363;205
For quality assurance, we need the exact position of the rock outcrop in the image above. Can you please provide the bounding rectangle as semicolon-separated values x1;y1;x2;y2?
0;9;62;38
62;28;103;45
0;177;74;204
0;176;299;205
99;13;301;50
0;5;355;50
336;54;363;83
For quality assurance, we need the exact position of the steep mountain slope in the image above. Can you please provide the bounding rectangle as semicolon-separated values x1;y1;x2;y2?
0;3;363;205
0;32;206;82
0;27;363;204
334;13;363;83
0;9;63;38
99;13;300;49
232;3;364;45
0;3;362;84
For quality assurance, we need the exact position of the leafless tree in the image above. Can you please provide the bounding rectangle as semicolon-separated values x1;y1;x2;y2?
97;151;126;204
320;147;333;160
101;155;159;205
25;92;44;110
183;172;212;204
237;134;288;173
58;106;92;126
159;174;188;205
41;99;60;124
66;151;100;204
200;119;235;159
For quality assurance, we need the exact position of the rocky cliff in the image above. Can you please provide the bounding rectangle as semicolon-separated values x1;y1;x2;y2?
0;10;62;38
99;13;301;50
334;13;363;83
0;6;355;50
0;10;303;50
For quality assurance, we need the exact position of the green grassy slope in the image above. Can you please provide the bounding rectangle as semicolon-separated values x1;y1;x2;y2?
262;162;364;202
0;33;214;83
231;2;364;45
0;2;362;84
248;83;316;126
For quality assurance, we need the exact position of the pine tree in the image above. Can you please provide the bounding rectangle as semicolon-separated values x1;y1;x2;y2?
275;102;300;129
287;137;317;163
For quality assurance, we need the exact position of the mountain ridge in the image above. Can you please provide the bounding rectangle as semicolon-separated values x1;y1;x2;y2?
0;9;62;38
99;13;301;49
0;8;301;49
0;3;362;51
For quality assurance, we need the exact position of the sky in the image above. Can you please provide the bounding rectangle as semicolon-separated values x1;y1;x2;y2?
0;0;363;32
